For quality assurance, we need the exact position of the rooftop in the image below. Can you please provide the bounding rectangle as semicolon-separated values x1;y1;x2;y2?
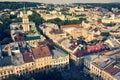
51;47;68;59
60;38;72;49
61;24;81;29
92;55;115;69
104;62;120;75
84;54;98;62
10;21;41;42
0;56;12;67
49;29;64;34
11;52;24;65
114;72;120;80
69;42;78;50
32;46;52;59
0;43;25;66
74;43;105;57
23;51;34;63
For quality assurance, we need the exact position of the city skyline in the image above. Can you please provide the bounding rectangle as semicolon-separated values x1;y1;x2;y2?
0;0;120;4
0;1;120;80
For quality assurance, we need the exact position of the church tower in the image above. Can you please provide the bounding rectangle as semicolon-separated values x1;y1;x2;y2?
22;5;30;32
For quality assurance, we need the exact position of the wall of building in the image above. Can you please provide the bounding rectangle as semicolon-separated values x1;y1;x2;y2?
0;54;69;79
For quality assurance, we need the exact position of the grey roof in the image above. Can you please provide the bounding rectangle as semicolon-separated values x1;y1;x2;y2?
84;54;98;62
93;56;115;69
0;56;12;67
11;53;24;66
0;45;13;67
51;48;68;59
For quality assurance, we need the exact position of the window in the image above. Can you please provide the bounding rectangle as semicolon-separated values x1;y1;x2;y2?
32;63;34;65
1;73;3;75
8;71;10;74
4;71;6;75
17;71;19;73
11;70;13;73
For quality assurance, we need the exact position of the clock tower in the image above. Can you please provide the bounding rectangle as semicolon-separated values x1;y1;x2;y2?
22;5;29;32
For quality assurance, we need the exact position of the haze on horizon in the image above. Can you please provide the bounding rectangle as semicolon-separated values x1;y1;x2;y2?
0;0;120;4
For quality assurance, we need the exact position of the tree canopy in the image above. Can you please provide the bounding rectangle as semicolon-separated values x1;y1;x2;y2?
29;11;44;26
0;2;41;10
0;16;13;45
4;69;64;80
45;17;86;27
100;32;110;36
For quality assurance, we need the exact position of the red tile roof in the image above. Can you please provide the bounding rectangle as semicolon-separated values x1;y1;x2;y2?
104;62;120;75
74;48;86;57
32;46;52;59
74;43;105;57
61;24;81;29
87;43;105;53
23;51;34;63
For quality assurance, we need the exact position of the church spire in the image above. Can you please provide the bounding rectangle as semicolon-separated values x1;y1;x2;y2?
22;4;29;32
23;4;27;14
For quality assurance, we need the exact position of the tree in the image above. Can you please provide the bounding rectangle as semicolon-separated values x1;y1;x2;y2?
100;32;110;36
30;78;35;80
13;17;22;22
1;38;12;45
72;77;81;80
46;18;64;27
90;39;100;44
29;11;44;26
4;69;64;80
0;17;13;45
19;25;23;30
77;37;87;45
0;2;41;10
3;74;19;80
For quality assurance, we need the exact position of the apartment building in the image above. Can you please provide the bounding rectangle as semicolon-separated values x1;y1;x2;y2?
0;41;69;79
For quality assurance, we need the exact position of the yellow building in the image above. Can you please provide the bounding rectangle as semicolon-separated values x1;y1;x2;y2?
90;55;120;80
0;41;69;79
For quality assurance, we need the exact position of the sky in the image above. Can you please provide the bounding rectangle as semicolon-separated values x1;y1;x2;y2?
0;0;120;4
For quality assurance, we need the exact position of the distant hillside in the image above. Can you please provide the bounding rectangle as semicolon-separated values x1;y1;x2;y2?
0;2;41;10
74;3;120;11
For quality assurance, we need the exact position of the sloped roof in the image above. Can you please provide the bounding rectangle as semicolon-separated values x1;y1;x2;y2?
61;24;81;29
23;51;34;63
32;46;52;59
104;62;120;75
